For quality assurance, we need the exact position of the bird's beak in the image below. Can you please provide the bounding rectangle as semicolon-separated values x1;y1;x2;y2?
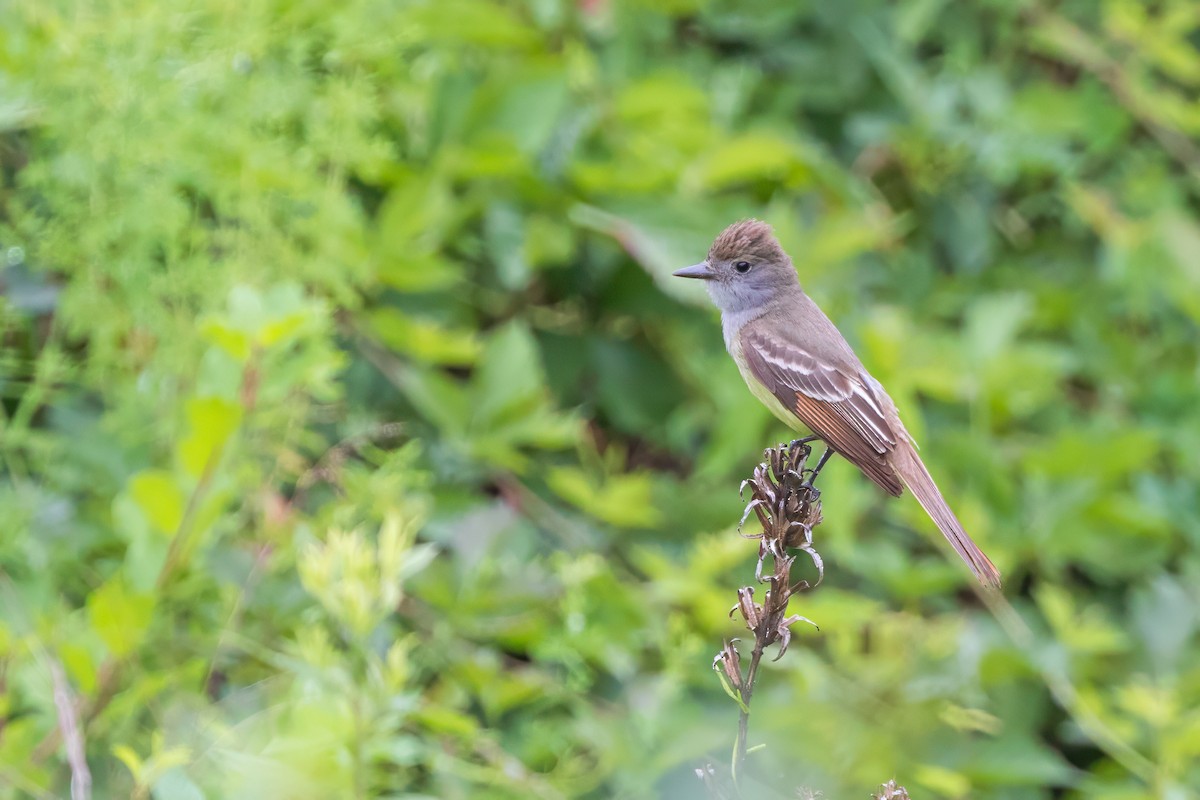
672;262;714;280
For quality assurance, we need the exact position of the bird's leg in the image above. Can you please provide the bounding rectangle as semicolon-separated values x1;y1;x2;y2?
803;448;834;487
787;435;821;448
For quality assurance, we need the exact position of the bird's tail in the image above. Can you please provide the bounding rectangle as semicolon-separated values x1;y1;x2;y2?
891;443;1002;589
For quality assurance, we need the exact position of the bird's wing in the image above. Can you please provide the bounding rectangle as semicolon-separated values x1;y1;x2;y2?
740;323;903;495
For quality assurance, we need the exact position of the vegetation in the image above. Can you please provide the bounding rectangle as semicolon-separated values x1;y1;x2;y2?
3;0;1200;797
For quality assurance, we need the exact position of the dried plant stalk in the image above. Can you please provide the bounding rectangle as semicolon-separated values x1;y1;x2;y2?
713;440;824;780
706;442;916;798
875;779;912;799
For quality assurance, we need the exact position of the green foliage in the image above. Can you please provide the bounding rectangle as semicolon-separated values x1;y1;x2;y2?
3;0;1200;798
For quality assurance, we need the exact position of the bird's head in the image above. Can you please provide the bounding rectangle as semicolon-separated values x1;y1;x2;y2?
673;219;800;314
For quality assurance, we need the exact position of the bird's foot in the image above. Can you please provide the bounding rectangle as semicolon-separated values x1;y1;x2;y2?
801;447;833;490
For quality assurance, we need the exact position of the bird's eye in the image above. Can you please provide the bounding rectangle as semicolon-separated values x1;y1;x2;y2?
734;261;752;273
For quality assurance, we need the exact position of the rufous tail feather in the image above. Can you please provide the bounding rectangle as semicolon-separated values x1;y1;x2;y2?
890;443;1001;589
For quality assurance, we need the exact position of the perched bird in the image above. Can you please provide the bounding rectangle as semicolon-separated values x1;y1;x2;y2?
674;219;1001;588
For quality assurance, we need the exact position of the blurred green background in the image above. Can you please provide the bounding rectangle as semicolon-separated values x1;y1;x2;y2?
3;0;1200;797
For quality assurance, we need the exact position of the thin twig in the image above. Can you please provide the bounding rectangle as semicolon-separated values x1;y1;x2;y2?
48;659;91;800
32;659;119;764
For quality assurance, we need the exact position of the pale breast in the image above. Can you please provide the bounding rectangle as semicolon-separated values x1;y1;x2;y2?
728;334;812;433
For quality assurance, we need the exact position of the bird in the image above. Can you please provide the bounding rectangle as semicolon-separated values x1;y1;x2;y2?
674;219;1001;588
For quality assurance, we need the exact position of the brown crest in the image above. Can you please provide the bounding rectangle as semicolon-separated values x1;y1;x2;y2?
708;219;786;264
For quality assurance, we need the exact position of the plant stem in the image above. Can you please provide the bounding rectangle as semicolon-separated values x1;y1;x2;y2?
734;637;767;776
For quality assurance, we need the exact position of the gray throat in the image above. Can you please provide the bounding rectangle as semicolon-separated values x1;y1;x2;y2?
720;305;770;353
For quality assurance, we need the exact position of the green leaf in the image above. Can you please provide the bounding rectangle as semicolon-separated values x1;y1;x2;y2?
386;361;471;438
913;764;970;797
128;470;185;535
200;320;252;361
471;322;545;429
484;201;528;289
366;308;480;366
1025;428;1159;483
545;466;662;528
691;132;809;190
87;577;154;658
178;396;242;477
412;706;480;738
374;173;459;291
398;1;538;49
714;669;750;713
